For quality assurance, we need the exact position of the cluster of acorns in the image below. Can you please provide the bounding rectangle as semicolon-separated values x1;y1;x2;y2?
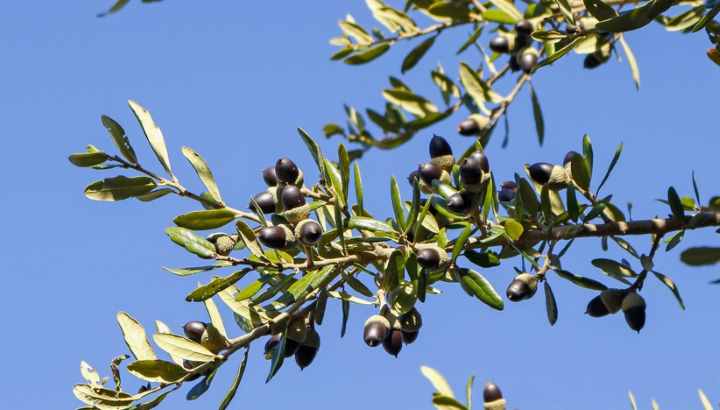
586;289;646;332
181;320;229;380
489;20;538;74
264;316;321;370
363;307;423;357
249;158;324;250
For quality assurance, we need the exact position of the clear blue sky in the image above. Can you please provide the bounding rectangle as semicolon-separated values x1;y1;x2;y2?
1;2;718;409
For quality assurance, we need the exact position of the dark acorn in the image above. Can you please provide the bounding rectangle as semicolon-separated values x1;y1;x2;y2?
383;328;404;357
518;50;538;73
416;248;440;269
262;166;278;186
402;330;419;344
509;55;521;72
563;150;581;166
622;292;646;332
506;273;537;302
460;151;490;186
283;338;300;358
298;220;323;245
294;344;318;370
275;158;299;184
585;295;610;317
583;53;604;69
399;308;423;343
408;170;420;186
483;382;504;403
458;118;480;136
429;135;453;158
447;191;473;214
280;185;305;210
418;162;443;185
498;181;517;202
515;20;534;36
489;36;510;54
250;191;276;214
183;321;206;343
363;315;390;347
528;162;554;185
258;226;288;249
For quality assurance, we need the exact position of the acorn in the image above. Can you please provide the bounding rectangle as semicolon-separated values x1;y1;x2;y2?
506;273;538;302
258;225;294;249
295;219;323;245
429;135;454;170
622;291;646;332
363;314;391;347
275;158;300;184
213;234;236;256
458;115;490;136
294;327;320;370
460;151;490;189
447;191;474;214
418;162;443;186
600;288;628;314
483;382;507;410
250;191;276;214
408;170;420;186
518;48;538;73
585;294;610;317
416;245;448;269
383;328;404;357
262;166;278;186
399;308;423;344
498;181;517;202
183;321;207;343
528;162;554;185
583;52;605;69
279;185;305;210
515;20;534;37
283;338;300;358
509;55;521;72
264;334;281;360
563;150;581;181
489;35;511;54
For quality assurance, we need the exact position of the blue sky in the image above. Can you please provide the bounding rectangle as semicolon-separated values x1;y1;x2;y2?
1;1;719;409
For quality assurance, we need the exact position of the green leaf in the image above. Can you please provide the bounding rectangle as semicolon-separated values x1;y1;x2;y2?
165;227;216;259
591;258;636;283
235;220;264;259
341;298;350;337
136;188;174;202
618;36;640;90
204;297;227;338
567;186;580;221
482;8;518;24
432;394;468;409
652;271;685;310
459;269;504;310
544;281;558;326
553;0;575;24
517;176;540;214
266;329;287;383
465;250;500;268
348;216;395;234
69;150;109;167
338;144;350;200
390;176;406;228
339;20;373;44
691;2;720;31
465;375;474;410
698;389;713;410
529;84;545;146
488;0;523;21
97;0;130;17
402;36;436;73
570;154;591;191
128;100;173;178
174;209;236;231
354;162;364;214
504;218;524;241
680;247;720;266
127;360;187;384
459;63;500;110
219;347;249;410
404;179;422;233
583;134;594;172
555;269;608;291
84;176;156;201
73;384;134;408
324;159;346;208
583;0;618;20
186;270;250;302
80;361;102;386
534;36;583;70
153;333;217;362
101;116;137;164
595;0;675;33
383;89;438;116
116;312;157;361
181;146;223;204
456;25;483;55
420;366;455;398
345;43;391;65
297;128;326;179
451;224;473;263
186;369;217;401
629;391;639;410
667;186;685;218
596;143;623;194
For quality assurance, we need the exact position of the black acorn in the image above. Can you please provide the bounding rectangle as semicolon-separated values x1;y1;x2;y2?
622;292;646;332
297;220;323;245
584;53;604;69
483;382;504;403
458;118;480;136
418;162;443;185
417;248;440;269
506;273;537;302
447;191;474;214
183;321;206;343
509;55;521;71
258;226;289;249
294;344;318;370
498;181;517;202
250;191;276;214
585;295;610;317
518;50;538;73
528;162;554;185
262;166;278;186
429;135;453;158
275;158;299;184
363;315;390;347
280;185;305;210
460;151;490;186
515;20;534;36
399;308;423;345
564;151;581;166
383;328;404;357
489;36;511;53
283;338;300;358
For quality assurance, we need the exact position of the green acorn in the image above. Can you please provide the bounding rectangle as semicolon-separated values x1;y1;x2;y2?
262;166;278;186
275;158;299;184
585;294;610;317
183;321;206;343
250;191;276;214
429;135;454;171
600;288;628;314
383;328;404;357
506;273;538;302
483;382;506;410
622;291;646;332
294;327;320;370
363;314;391;347
295;219;323;245
258;225;294;249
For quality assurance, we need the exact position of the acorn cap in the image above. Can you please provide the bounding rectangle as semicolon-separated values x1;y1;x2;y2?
528;162;554;185
183;321;207;343
295;219;323;245
213;235;236;256
585;294;610;317
447;191;474;214
429;135;453;158
418;162;443;186
506;273;538;302
489;35;511;54
547;164;570;189
600;289;627;314
483;382;504;402
250;191;276;214
275;158;300;184
258;225;294;249
279;184;306;210
383;328;404;357
262;166;278;186
363;314;391;347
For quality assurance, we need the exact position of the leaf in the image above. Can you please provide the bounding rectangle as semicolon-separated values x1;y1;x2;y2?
583;133;594;172
136;188;174;202
204;297;227;338
529;84;545;146
465;250;500;268
570;154;591;191
482;8;519;24
488;0;523;21
583;0;618;20
339;20;373;44
165;227;216;259
128;100;173;178
85;176;156;201
596;143;623;194
402;36;436;73
618;36;640;90
235;220;264;259
420;366;455;398
80;361;102;386
383;89;438;116
595;0;675;33
186;369;217;401
390;176;406;228
504;218;524;241
667;187;685;219
534;36;583;70
555;270;608;291
338;144;350;200
153;333;217;362
97;0;130;17
591;258;636;283
181;146;223;204
73;384;134;408
345;43;391;65
692;2;720;31
680;247;720;266
354;162;364;213
465;375;474;410
69;151;109;167
116;312;157;363
266;330;287;383
459;269;504;311
452;224;473;263
432;395;468;409
544;281;558;326
341;298;350;337
652;271;685;310
348;216;395;233
173;209;235;230
456;25;483;55
219;347;249;410
186;270;250;302
459;63;499;109
324;159;346;208
628;391;638;410
698;389;713;410
297;128;326;179
554;0;575;24
127;360;187;384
